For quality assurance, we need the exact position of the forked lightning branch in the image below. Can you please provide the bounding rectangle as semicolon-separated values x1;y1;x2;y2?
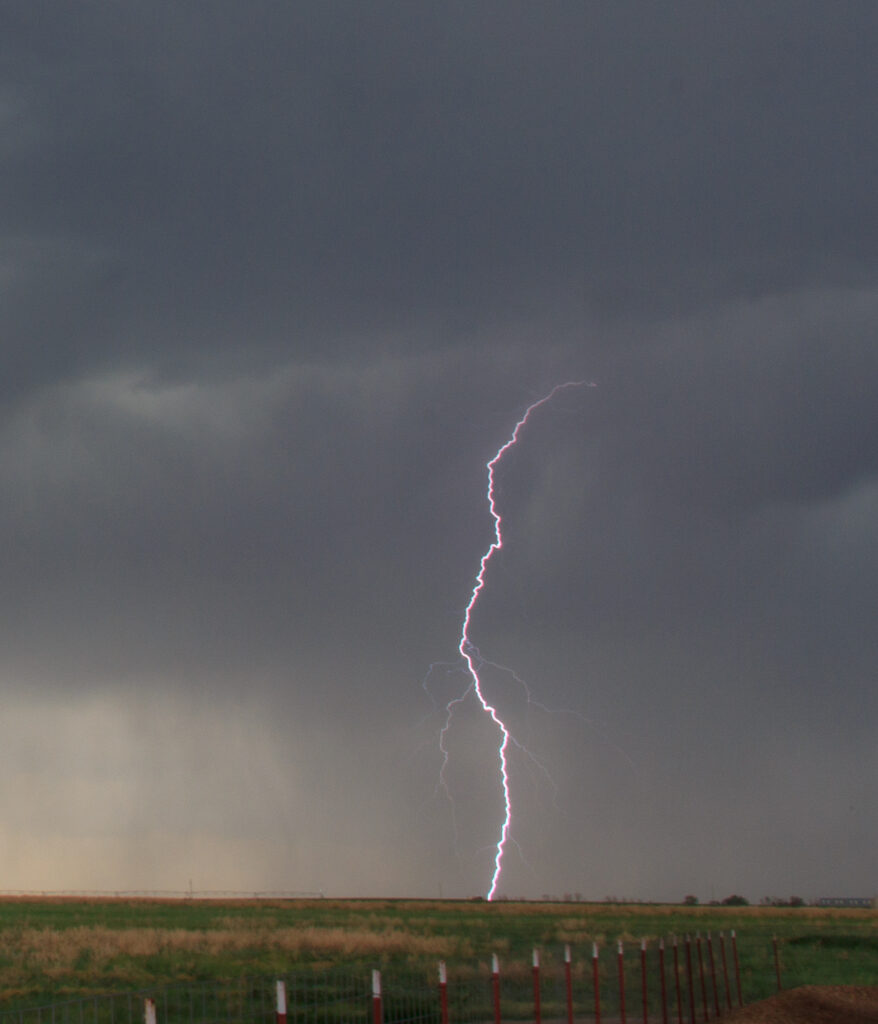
439;380;593;900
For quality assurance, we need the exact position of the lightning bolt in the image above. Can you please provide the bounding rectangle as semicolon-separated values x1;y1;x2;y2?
453;380;594;900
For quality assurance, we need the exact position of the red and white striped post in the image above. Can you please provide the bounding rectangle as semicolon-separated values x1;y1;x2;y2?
640;938;648;1024
592;941;602;1024
532;949;542;1024
564;944;574;1024
706;934;719;1019
659;938;668;1024
372;969;383;1024
672;936;683;1024
696;933;708;1022
685;935;696;1024
276;981;287;1024
438;961;449;1024
491;953;502;1024
618;939;627;1024
144;999;156;1024
730;931;742;1007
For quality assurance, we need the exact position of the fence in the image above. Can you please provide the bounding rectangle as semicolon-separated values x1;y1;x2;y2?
0;931;860;1024
0;970;377;1024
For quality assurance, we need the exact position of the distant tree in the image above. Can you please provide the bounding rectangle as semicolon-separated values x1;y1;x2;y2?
683;894;699;906
721;894;749;906
788;896;805;907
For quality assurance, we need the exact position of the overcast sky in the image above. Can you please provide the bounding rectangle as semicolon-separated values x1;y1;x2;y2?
2;1;877;903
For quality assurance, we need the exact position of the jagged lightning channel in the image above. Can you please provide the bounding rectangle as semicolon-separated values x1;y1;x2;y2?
457;380;593;900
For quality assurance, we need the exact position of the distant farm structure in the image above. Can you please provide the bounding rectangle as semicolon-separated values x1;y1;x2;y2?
816;896;875;908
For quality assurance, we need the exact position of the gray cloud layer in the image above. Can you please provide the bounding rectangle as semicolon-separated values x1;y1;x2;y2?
1;2;876;900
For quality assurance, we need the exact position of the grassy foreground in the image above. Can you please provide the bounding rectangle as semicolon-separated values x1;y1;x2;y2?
0;898;874;1011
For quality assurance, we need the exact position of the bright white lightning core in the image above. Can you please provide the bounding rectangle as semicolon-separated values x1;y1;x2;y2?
450;380;593;900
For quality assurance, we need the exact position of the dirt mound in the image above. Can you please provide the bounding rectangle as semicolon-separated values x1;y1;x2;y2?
722;986;878;1023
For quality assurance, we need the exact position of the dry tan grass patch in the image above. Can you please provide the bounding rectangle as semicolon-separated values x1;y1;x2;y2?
0;925;461;969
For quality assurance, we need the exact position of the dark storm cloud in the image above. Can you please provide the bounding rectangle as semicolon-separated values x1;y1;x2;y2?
2;1;590;384
1;2;877;898
4;2;877;383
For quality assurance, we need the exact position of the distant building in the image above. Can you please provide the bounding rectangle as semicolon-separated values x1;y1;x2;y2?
817;897;875;908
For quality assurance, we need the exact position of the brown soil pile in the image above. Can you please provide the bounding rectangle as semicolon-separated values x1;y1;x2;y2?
722;986;878;1023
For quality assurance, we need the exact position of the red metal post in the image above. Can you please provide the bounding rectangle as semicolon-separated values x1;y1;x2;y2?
618;940;627;1024
731;931;743;1007
641;938;648;1024
593;942;602;1024
773;937;782;992
659;938;668;1024
696;933;708;1022
564;944;574;1024
533;949;542;1024
673;936;683;1024
438;961;449;1024
492;954;502;1024
276;981;287;1024
372;970;383;1024
719;934;731;1012
685;935;696;1024
706;933;720;1018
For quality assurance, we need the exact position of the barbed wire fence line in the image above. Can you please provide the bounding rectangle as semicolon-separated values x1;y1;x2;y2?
0;932;803;1024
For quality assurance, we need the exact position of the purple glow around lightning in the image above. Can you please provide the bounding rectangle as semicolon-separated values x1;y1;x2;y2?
456;380;593;900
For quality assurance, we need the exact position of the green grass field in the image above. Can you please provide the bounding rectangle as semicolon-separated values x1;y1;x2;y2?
0;898;873;1014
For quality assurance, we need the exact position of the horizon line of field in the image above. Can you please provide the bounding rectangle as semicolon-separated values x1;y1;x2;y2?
0;890;327;900
2;891;865;907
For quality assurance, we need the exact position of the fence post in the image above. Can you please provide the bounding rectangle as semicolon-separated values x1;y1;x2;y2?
706;934;719;1018
276;981;287;1024
641;939;648;1024
564;944;574;1024
492;953;502;1024
593;942;602;1024
719;934;731;1013
696;934;708;1022
618;940;627;1024
773;937;782;992
659;938;668;1024
672;936;682;1024
685;935;696;1024
439;961;449;1024
144;999;156;1024
731;931;742;1007
533;949;542;1024
372;969;383;1024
